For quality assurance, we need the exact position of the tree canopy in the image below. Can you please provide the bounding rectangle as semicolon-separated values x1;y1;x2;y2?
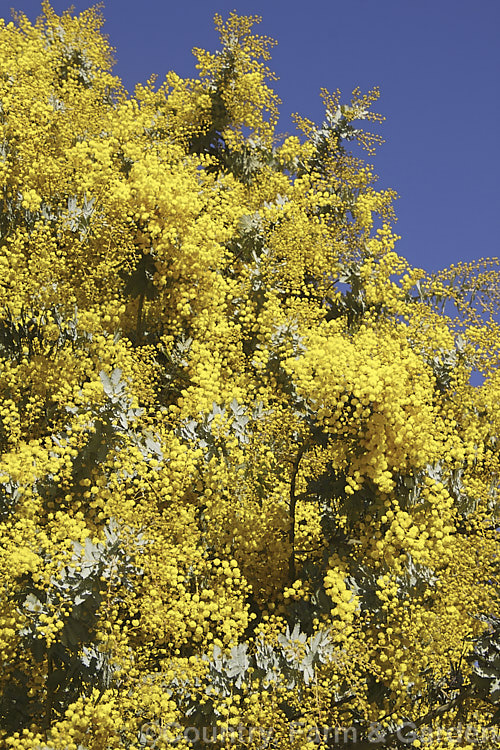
0;4;499;748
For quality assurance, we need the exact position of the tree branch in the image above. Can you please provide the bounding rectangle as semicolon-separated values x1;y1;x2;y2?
288;442;308;582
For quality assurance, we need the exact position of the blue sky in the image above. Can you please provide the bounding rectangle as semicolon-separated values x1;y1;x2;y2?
11;0;500;274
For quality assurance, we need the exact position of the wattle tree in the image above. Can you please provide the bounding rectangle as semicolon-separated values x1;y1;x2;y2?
0;4;499;748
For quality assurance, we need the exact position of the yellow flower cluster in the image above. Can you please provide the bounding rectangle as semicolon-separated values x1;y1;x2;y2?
285;320;446;492
324;557;359;637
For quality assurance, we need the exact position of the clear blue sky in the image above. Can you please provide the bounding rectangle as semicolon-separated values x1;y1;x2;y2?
10;0;500;274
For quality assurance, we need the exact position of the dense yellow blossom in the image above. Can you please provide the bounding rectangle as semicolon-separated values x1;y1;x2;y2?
0;4;498;749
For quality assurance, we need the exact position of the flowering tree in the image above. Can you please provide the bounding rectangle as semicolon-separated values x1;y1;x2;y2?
0;4;499;748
